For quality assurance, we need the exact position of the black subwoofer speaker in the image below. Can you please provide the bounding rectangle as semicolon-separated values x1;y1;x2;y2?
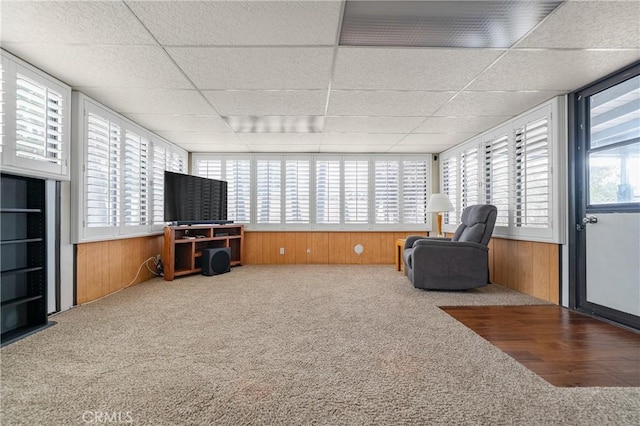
201;247;231;276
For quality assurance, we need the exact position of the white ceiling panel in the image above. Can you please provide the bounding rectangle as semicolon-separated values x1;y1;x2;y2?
237;134;321;145
77;88;215;115
319;144;390;153
0;1;154;45
127;0;342;46
436;91;563;117
248;144;320;153
155;132;242;147
333;48;505;90
2;44;191;89
167;47;334;90
469;50;640;91
324;116;425;133
182;143;251;153
328;90;454;116
518;1;640;48
320;133;405;146
414;116;510;134
203;90;327;116
400;133;476;147
387;145;450;154
125;114;231;133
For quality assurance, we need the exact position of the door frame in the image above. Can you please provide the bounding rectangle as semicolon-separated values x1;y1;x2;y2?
568;61;640;329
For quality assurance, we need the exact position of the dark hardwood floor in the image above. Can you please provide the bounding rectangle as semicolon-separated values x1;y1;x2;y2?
441;305;640;387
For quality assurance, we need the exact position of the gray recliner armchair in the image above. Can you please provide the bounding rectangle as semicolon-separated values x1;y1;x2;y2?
403;204;497;290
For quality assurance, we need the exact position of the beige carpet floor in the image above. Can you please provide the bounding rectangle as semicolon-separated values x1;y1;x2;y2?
2;265;639;425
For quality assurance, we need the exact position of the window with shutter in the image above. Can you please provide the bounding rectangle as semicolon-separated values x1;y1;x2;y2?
344;160;368;224
196;159;222;180
256;159;281;224
374;160;400;224
86;113;121;227
441;155;458;225
485;134;510;227
515;117;550;228
316;160;341;224
461;146;479;210
226;159;251;223
152;144;167;225
285;160;310;224
402;160;430;225
123;130;150;226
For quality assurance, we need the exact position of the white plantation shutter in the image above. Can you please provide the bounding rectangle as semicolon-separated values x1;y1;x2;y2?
316;160;341;224
344;160;368;224
86;113;120;227
196;159;222;180
256;159;281;224
402;160;429;225
461;146;479;210
515;118;550;228
168;151;185;173
374;160;400;224
485;134;510;227
441;155;458;225
123;130;150;226
15;73;64;166
226;159;251;223
152;144;167;225
285;160;310;224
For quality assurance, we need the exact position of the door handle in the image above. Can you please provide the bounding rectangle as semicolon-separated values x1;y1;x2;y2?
582;215;598;225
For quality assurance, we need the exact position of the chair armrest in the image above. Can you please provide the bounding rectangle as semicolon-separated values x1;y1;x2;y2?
404;235;427;250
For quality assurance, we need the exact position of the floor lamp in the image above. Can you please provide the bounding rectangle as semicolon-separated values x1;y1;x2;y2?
426;193;454;237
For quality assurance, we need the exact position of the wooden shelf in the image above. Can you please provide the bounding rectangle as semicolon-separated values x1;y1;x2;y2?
163;224;244;281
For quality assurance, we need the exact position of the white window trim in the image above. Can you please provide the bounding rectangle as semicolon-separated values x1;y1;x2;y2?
1;50;71;180
71;92;187;243
192;153;432;231
440;97;566;244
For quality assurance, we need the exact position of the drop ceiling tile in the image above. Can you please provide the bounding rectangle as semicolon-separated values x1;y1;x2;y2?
328;90;454;117
247;144;320;153
414;116;510;134
469;50;640;91
1;1;154;44
125;114;231;133
3;44;192;89
155;132;243;148
320;133;405;145
237;134;321;145
435;91;562;117
387;145;451;154
127;1;342;46
400;133;476;146
333;48;505;90
77;88;215;115
518;1;640;48
182;143;250;153
324;116;425;133
319;144;390;153
168;47;334;90
203;90;327;116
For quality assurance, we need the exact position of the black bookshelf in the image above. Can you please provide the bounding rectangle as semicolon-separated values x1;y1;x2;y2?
1;173;48;346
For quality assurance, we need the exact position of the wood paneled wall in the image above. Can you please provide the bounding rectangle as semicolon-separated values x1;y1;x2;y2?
243;231;425;265
488;238;560;304
76;235;163;304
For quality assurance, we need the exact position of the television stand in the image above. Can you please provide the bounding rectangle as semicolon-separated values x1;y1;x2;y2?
163;224;243;280
170;220;234;226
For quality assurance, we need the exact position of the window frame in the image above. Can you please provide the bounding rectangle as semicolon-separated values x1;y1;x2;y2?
1;50;71;180
440;97;565;243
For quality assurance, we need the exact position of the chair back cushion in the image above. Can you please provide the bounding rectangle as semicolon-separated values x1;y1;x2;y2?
451;205;497;245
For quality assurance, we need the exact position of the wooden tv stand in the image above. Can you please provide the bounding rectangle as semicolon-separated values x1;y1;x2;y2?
163;224;243;281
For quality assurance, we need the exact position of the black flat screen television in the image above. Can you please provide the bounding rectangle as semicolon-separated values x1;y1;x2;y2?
163;171;231;225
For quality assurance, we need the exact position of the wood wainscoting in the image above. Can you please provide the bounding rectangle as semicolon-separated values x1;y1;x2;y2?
488;238;560;304
76;235;163;304
243;231;426;265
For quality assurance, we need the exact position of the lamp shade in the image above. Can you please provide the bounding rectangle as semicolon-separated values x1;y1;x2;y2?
426;193;454;212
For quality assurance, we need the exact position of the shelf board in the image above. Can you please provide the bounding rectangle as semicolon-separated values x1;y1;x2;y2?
1;294;43;308
0;238;44;245
0;208;42;213
1;322;54;347
1;266;44;277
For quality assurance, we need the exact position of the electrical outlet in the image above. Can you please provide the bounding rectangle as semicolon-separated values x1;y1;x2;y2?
279;247;285;255
306;248;311;254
